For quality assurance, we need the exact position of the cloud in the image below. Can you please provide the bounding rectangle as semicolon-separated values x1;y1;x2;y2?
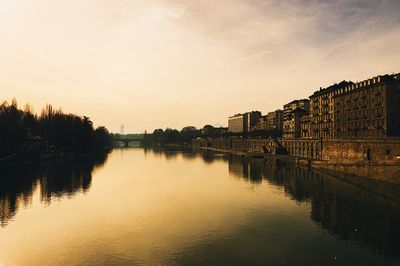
166;0;400;54
1;0;399;132
161;0;400;79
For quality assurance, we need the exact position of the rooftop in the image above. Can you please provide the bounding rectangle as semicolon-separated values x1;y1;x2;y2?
310;81;353;98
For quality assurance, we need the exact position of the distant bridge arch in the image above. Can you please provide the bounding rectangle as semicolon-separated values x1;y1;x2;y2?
112;138;143;148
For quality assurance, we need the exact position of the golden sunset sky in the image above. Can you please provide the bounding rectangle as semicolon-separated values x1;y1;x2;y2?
1;0;400;132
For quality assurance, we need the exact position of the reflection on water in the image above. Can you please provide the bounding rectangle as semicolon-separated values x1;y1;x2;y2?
0;148;399;265
227;155;400;260
0;152;109;227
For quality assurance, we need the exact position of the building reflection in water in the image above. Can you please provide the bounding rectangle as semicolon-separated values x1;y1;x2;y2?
2;148;399;261
140;147;400;260
0;152;110;227
227;155;400;260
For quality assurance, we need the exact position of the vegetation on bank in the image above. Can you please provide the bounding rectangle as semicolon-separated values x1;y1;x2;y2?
142;125;282;146
0;99;112;161
145;127;202;144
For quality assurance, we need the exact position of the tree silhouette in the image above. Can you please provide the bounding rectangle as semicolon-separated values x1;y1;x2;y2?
0;99;111;160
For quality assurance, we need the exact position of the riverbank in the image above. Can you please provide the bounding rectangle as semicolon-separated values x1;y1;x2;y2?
193;138;400;184
0;147;112;169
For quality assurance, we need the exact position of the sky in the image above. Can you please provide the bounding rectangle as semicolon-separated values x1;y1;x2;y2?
1;0;400;133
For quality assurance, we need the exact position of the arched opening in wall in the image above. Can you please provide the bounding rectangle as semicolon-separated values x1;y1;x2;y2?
366;148;371;161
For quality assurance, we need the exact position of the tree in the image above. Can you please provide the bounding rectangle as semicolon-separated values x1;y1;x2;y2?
0;99;112;159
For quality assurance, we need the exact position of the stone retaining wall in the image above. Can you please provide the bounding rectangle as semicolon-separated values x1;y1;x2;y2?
193;137;400;183
193;137;400;165
322;138;400;165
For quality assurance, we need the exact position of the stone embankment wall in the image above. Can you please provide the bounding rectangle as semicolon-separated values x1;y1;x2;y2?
192;138;323;159
193;137;400;183
320;138;400;183
202;139;273;154
280;139;322;159
322;138;400;165
193;137;400;164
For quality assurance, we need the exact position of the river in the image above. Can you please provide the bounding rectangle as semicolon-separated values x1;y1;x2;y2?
1;148;400;265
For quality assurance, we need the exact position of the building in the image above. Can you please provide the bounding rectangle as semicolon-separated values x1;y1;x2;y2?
301;114;312;138
334;74;400;138
252;111;283;132
246;111;262;132
267;110;283;131
253;115;269;131
228;72;400;139
228;114;245;133
283;99;310;139
283;99;309;122
309;81;353;138
228;111;262;133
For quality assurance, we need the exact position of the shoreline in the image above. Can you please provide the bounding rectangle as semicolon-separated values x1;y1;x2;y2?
0;147;112;169
196;146;400;184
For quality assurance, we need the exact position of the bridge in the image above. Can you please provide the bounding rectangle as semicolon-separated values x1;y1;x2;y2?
112;138;144;148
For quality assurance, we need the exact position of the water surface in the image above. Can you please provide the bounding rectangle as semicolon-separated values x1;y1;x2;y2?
1;148;400;265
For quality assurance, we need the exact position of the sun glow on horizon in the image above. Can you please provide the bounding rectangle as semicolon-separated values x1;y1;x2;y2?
1;0;400;133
